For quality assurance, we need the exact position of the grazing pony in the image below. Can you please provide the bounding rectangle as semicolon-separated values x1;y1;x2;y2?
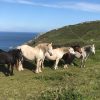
44;47;75;69
17;43;53;73
0;49;23;75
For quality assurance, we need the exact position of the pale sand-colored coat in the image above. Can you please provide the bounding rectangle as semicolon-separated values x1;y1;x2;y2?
17;43;53;73
44;47;75;69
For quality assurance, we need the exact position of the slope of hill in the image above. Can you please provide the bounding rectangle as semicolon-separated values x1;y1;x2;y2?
29;20;100;49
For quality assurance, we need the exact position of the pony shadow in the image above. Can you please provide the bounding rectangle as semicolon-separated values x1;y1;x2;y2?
44;60;55;69
0;65;10;76
44;60;65;69
23;60;36;71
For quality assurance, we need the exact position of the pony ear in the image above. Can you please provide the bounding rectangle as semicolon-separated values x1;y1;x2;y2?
93;44;95;46
19;49;21;51
48;42;52;46
50;42;52;45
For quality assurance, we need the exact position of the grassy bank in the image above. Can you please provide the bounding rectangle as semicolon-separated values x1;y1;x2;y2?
0;50;100;100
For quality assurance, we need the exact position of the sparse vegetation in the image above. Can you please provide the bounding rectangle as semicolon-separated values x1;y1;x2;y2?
29;20;100;49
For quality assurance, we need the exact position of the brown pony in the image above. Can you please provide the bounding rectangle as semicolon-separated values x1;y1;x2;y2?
62;45;82;67
71;45;82;54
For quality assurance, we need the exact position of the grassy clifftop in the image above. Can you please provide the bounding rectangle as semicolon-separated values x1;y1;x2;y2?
0;21;100;99
30;20;100;49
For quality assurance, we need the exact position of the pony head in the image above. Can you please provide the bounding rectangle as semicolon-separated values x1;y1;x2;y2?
91;44;95;54
47;43;53;56
72;45;82;54
9;48;23;63
69;47;75;55
18;49;23;62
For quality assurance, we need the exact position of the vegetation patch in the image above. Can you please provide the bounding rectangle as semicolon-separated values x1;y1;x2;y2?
38;88;83;100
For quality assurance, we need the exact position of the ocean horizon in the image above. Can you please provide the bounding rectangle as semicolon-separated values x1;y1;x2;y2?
0;32;38;50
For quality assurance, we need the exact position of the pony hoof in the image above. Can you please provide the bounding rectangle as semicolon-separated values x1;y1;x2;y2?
5;74;10;76
54;67;58;70
18;70;21;72
17;68;22;71
21;69;24;71
35;70;39;73
10;73;14;76
71;64;74;66
39;70;42;73
64;67;68;69
64;65;68;69
54;68;57;70
42;67;44;69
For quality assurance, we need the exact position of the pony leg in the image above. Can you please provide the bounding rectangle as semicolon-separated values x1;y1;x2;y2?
64;64;68;69
35;59;40;73
5;64;10;76
15;60;19;70
83;58;87;67
39;60;42;72
81;56;86;67
20;63;24;71
81;54;89;68
85;54;89;62
17;66;21;71
80;58;85;68
17;61;24;71
80;59;83;68
54;59;59;70
41;59;44;69
10;65;14;76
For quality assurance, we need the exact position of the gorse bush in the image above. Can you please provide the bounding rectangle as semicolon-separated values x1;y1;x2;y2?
38;88;83;100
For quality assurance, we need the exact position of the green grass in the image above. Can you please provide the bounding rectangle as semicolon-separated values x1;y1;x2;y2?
0;50;100;100
29;21;100;46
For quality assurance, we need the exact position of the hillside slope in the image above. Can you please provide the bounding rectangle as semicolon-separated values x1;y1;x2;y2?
29;21;100;49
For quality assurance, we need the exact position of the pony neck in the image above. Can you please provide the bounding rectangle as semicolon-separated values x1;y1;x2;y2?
61;47;69;54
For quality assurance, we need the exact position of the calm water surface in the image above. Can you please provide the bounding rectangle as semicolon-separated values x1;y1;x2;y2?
0;32;38;50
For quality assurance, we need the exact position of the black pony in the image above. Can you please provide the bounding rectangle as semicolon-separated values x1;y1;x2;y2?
0;49;23;76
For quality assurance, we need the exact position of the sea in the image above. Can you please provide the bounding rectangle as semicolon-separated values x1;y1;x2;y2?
0;32;38;50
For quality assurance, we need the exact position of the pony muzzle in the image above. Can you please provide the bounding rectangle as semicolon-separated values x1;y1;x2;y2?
49;52;52;56
92;52;95;55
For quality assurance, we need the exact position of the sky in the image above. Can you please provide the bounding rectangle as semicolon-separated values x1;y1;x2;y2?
0;0;100;32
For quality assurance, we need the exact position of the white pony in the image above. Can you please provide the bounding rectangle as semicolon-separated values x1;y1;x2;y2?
17;43;53;73
43;47;75;69
75;44;95;67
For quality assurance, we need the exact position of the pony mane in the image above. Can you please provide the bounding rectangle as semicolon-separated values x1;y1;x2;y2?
83;45;94;53
35;43;49;49
35;43;51;54
60;47;70;52
36;43;49;47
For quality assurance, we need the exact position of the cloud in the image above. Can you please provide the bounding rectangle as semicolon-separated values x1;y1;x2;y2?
0;0;15;3
1;0;100;12
75;2;100;12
